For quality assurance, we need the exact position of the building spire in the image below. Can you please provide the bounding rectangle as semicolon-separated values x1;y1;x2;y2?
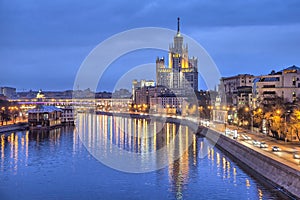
177;17;180;34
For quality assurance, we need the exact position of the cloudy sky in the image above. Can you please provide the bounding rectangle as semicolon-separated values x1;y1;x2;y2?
1;0;300;91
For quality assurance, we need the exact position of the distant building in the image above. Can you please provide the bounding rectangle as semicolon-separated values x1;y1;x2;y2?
61;107;74;124
134;85;170;106
95;98;131;112
17;90;73;99
36;89;45;100
132;79;155;89
112;88;132;99
196;90;212;107
254;65;300;105
0;87;16;99
156;18;198;95
17;90;38;99
150;94;186;114
219;74;254;108
28;105;62;129
132;79;155;102
133;18;200;113
95;91;112;99
72;88;95;99
0;94;7;100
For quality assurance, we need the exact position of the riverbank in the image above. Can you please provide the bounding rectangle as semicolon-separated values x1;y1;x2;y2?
95;111;300;199
1;114;283;200
199;127;300;199
0;123;28;133
95;111;199;130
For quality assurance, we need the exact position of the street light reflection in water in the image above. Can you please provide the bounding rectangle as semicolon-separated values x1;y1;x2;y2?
0;114;290;200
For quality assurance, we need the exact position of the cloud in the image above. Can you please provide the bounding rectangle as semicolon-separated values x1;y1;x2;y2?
188;24;300;76
0;0;300;90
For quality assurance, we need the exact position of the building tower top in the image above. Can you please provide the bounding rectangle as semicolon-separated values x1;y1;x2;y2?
177;17;180;35
173;17;184;53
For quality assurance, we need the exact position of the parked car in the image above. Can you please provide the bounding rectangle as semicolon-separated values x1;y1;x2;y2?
272;146;281;152
203;120;210;127
241;134;251;140
252;140;261;146
260;142;268;148
293;152;300;159
225;128;231;136
233;130;238;139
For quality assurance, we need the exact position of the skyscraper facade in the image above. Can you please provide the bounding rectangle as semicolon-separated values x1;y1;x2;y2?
156;18;198;95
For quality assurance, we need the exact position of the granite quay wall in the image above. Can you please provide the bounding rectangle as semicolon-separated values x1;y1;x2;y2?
200;128;300;199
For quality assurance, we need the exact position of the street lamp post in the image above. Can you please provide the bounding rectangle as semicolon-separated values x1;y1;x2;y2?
198;106;203;120
207;106;211;121
245;107;254;133
275;109;285;140
284;113;287;142
283;110;291;142
250;113;254;133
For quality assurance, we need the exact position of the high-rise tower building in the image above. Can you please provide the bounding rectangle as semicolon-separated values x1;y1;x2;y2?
156;18;198;95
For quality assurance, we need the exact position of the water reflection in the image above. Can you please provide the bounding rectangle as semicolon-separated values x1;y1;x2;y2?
76;113;194;173
0;114;290;200
76;113;287;199
0;127;75;174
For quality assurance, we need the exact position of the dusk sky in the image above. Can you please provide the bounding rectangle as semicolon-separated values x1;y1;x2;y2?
1;0;300;92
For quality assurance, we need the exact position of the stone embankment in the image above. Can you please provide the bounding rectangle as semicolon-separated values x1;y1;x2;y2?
95;111;300;198
200;127;300;199
0;123;28;133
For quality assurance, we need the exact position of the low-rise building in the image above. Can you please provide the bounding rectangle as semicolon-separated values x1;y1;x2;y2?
254;65;300;105
112;89;132;99
28;105;62;129
132;79;155;102
134;85;171;108
0;87;16;99
219;74;254;108
150;94;187;114
61;107;75;125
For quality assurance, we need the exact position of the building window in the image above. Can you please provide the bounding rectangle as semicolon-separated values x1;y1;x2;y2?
292;77;296;86
263;91;276;95
263;85;275;88
292;91;296;101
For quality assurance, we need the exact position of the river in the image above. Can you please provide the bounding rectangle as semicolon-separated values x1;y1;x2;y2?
0;113;289;200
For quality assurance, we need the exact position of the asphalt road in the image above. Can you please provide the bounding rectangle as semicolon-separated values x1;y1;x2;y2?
218;124;300;169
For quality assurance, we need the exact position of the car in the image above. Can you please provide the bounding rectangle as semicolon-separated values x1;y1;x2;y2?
202;120;210;127
241;134;251;140
225;128;231;136
252;140;261;146
232;130;238;139
293;152;300;159
260;142;268;148
272;146;281;152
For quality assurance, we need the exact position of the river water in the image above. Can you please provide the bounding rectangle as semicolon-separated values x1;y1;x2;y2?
0;114;290;200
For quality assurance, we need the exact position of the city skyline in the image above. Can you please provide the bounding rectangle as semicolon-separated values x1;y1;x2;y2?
1;0;300;91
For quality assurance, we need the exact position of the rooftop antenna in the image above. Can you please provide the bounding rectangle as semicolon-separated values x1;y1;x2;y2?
177;17;180;34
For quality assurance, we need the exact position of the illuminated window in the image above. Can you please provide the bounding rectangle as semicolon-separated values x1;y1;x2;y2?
292;91;296;101
292;76;296;86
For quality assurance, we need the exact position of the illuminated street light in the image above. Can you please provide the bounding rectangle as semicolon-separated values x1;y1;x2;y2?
245;106;254;133
257;108;262;113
